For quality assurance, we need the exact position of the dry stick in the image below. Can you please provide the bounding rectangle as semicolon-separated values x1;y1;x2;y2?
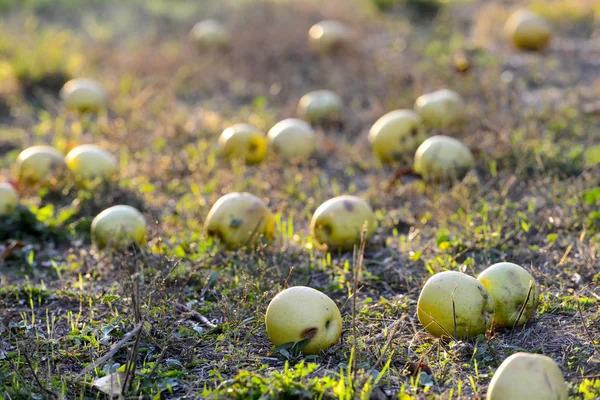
283;266;295;289
123;274;143;393
368;314;407;372
511;279;534;333
351;227;368;377
22;348;57;399
574;292;600;358
175;303;217;329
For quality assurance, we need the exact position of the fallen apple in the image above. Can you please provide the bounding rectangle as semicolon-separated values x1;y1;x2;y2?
267;118;316;161
60;78;107;113
311;195;377;251
0;182;18;215
413;135;474;183
297;90;342;123
477;262;539;329
414;89;465;129
504;9;552;51
266;286;342;355
487;352;568;400
189;19;231;49
219;123;267;165
14;145;67;187
369;110;426;163
91;205;147;251
417;271;494;340
308;20;350;53
204;192;275;249
65;144;119;185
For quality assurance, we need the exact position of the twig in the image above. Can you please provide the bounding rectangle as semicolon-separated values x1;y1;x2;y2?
574;292;600;358
365;315;407;345
22;349;57;399
283;266;295;289
175;303;217;329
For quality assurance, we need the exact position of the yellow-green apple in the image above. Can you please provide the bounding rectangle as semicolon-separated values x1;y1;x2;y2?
487;352;568;400
266;286;342;355
14;145;67;187
414;89;465;129
0;182;18;214
204;192;275;249
413;135;474;183
417;271;494;340
297;90;342;123
65;144;119;185
267;118;316;161
368;110;426;163
189;19;230;49
60;78;107;113
91;205;147;251
504;9;552;51
477;262;539;329
310;195;377;251
218;123;267;165
308;20;350;53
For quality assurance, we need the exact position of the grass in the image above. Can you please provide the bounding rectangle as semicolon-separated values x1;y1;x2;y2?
0;0;599;398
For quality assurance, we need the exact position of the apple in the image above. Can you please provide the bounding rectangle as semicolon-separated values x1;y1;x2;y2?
413;135;474;183
14;145;67;187
0;182;19;215
65;144;119;185
368;110;426;163
189;19;230;49
477;262;539;329
487;352;568;400
310;195;377;251
265;286;342;355
91;205;147;251
414;89;465;129
504;9;552;51
60;78;107;113
218;123;267;165
297;90;342;123
308;20;350;53
267;118;316;161
204;192;275;249
417;271;494;340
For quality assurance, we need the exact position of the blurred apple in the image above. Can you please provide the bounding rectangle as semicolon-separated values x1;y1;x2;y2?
414;89;465;129
204;192;275;249
267;118;316;161
189;19;231;49
413;135;474;183
65;144;119;186
311;195;377;251
0;182;19;215
298;90;342;123
504;9;552;51
266;286;342;355
308;20;350;53
417;271;494;340
369;110;425;163
91;205;147;251
60;78;107;113
14;145;67;188
218;123;267;165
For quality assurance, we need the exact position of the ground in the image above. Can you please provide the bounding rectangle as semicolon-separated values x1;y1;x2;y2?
0;0;599;398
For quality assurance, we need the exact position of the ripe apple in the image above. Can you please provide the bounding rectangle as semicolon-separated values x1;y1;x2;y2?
14;145;67;187
267;118;316;161
487;352;568;400
477;262;539;329
60;78;107;113
91;205;147;251
297;90;342;123
417;271;494;340
189;19;230;49
218;123;267;165
65;144;119;185
265;286;342;355
413;135;474;183
414;89;465;129
0;182;19;215
310;195;377;251
308;20;350;53
204;192;275;249
368;110;426;163
504;9;552;51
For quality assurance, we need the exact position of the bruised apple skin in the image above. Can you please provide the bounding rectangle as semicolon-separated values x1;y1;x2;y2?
368;110;426;163
297;90;342;123
486;352;568;400
308;20;350;54
0;182;19;215
413;135;474;183
414;89;465;129
477;262;539;329
65;144;119;185
60;78;107;113
218;123;267;165
267;118;316;161
204;192;275;249
15;146;67;188
417;271;494;340
189;19;231;49
91;205;147;251
504;9;552;52
266;286;342;355
310;195;377;251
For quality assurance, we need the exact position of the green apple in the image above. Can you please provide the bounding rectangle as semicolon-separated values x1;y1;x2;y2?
219;123;267;165
477;262;539;329
60;78;107;113
0;182;19;215
504;9;552;51
91;205;147;251
310;195;377;251
417;271;494;340
189;19;230;49
297;90;342;123
65;144;119;185
267;118;316;161
14;145;67;187
369;110;425;163
414;89;465;129
266;286;342;355
308;20;350;53
487;352;568;400
413;135;474;183
204;192;275;249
